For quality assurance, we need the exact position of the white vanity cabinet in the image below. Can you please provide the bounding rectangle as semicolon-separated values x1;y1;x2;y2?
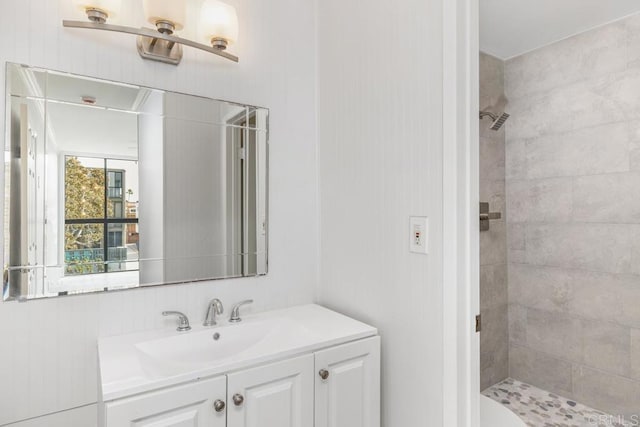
314;336;381;427
104;376;227;427
227;354;314;427
101;338;379;427
98;305;380;427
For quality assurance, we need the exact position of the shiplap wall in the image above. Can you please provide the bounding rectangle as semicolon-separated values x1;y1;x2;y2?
317;0;445;425
0;0;318;425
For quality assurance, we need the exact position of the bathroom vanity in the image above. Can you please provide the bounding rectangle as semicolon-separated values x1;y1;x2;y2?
98;304;380;427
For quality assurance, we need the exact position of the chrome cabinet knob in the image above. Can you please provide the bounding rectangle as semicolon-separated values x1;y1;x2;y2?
319;369;329;380
213;399;226;412
233;393;244;406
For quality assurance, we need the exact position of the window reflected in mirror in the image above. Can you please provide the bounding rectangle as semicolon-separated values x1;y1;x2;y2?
63;156;139;279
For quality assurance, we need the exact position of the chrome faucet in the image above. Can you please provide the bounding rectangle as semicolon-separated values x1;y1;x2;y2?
229;300;253;323
162;311;191;332
203;298;224;326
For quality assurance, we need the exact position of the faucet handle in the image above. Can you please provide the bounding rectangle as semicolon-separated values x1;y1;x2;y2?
229;300;253;323
163;311;192;332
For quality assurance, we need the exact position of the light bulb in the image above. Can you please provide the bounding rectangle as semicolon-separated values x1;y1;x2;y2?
199;0;239;50
143;0;188;33
73;0;122;23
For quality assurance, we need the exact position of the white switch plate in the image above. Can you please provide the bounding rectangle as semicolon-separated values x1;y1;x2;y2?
409;216;429;254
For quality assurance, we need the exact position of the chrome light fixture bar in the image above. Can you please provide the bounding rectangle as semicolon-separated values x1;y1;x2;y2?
63;20;239;64
64;0;239;65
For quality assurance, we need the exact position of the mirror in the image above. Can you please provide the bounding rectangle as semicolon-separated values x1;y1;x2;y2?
3;63;268;300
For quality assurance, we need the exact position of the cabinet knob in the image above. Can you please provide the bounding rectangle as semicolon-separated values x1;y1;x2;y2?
213;399;226;412
319;369;330;380
233;393;244;406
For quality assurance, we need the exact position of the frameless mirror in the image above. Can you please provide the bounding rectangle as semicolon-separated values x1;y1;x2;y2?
3;63;268;300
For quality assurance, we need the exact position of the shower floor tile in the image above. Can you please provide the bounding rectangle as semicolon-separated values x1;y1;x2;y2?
482;378;634;427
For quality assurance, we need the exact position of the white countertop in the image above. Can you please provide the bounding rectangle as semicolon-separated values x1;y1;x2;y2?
98;304;377;401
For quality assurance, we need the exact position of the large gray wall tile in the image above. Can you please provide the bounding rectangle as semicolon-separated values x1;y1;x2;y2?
525;122;631;179
570;271;640;329
508;264;573;312
480;305;509;390
626;13;640;68
480;136;505;183
508;223;525;251
505;138;527;180
505;180;529;223
507;178;572;223
630;126;640;171
573;172;640;223
526;308;583;363
480;53;504;110
525;224;640;274
507;71;640;141
631;329;640;381
507;248;526;264
573;365;640;418
480;347;508;391
582;320;630;377
508;304;527;345
480;264;508;311
509;344;573;396
480;221;507;266
482;306;509;354
506;89;574;140
505;21;627;100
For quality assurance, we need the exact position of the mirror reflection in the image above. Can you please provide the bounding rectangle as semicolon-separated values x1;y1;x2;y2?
4;63;269;300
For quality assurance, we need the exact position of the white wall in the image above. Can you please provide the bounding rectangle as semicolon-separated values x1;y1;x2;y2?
138;90;165;284
0;0;318;425
317;0;445;426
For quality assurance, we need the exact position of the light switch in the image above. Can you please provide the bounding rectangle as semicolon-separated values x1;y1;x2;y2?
409;216;429;254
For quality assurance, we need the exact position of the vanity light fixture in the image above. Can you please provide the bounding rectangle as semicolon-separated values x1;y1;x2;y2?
64;0;239;65
199;0;239;51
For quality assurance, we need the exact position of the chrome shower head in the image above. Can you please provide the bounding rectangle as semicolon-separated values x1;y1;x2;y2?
489;112;510;131
479;110;510;131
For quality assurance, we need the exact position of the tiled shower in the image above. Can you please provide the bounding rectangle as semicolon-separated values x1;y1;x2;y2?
480;12;640;421
479;52;508;391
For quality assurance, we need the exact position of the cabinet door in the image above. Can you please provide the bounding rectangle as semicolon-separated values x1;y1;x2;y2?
105;376;227;427
314;336;381;427
227;354;314;427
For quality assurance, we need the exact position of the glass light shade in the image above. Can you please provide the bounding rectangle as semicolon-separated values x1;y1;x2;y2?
199;0;239;46
143;0;187;31
73;0;122;17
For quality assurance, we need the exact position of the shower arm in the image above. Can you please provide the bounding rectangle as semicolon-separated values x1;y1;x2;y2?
479;111;498;121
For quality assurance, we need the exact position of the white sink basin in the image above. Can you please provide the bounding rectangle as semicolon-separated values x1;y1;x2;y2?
98;304;377;401
135;318;311;377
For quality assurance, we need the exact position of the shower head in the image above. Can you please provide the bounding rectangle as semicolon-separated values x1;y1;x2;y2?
479;110;510;131
490;112;510;131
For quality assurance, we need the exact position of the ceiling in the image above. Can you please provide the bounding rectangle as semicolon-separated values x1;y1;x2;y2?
480;0;640;59
45;72;144;111
46;102;138;159
14;66;145;158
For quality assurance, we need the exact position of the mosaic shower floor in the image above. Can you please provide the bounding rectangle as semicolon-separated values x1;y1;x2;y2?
482;378;634;427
